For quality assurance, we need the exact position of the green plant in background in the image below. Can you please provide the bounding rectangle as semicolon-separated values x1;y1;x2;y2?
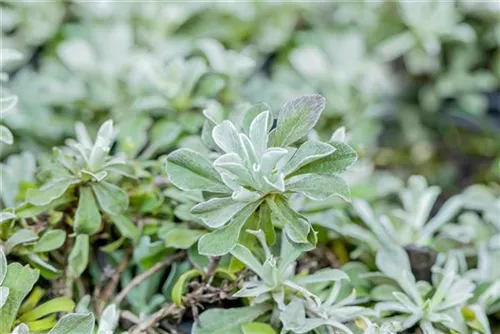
0;48;22;145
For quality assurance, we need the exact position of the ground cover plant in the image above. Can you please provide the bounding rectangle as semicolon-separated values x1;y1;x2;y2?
0;1;499;333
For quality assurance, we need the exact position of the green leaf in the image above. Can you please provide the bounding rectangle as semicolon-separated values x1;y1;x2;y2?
18;297;75;322
241;102;273;135
68;234;89;278
0;125;14;145
0;212;16;224
166;148;230;193
26;177;80;206
74;186;101;235
281;140;336;176
161;228;205;249
258;202;275;246
91;181;129;215
0;249;7;285
242;322;277;334
4;229;38;255
290;142;357;176
191;197;248;228
0;263;39;333
24;314;57;332
198;201;262;256
110;214;139;243
171;269;204;307
33;229;67;253
47;312;95;334
193;304;271;334
273;95;325;147
286;174;350;201
266;196;312;245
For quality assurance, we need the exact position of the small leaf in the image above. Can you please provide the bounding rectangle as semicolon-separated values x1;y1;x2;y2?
193;304;271;334
47;312;95;334
172;269;204;306
68;234;89;278
0;125;13;145
0;212;16;224
24;314;57;332
97;304;120;333
0;263;39;333
33;230;66;253
74;187;101;235
273;95;325;147
242;322;277;334
166;148;230;193
18;297;75;322
91;181;129;215
191;197;248;228
286;174;350;201
198;201;261;256
4;229;38;255
110;215;139;243
26;178;80;206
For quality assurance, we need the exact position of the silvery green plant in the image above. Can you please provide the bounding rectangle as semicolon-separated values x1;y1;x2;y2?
373;247;475;334
377;0;476;74
25;120;131;235
323;175;463;256
166;95;357;256
193;230;371;334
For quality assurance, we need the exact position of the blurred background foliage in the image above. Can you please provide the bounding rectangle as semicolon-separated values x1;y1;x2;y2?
2;0;498;196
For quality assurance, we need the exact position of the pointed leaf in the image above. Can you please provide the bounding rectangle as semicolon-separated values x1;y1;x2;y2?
68;234;89;278
290;142;357;176
191;197;248;228
47;313;94;334
281;140;335;176
274;95;325;147
0;264;39;333
198;201;261;256
75;187;101;235
166;148;230;193
26;178;80;206
286;174;350;201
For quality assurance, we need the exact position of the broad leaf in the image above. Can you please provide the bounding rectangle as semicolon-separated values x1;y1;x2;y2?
285;174;350;201
4;229;38;255
198;201;261;256
191;197;247;228
281;140;335;176
26;178;80;206
74;186;101;235
68;234;89;278
47;313;94;334
33;230;66;253
166;148;230;193
92;181;129;215
0;263;39;333
290;142;357;176
273;95;325;147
